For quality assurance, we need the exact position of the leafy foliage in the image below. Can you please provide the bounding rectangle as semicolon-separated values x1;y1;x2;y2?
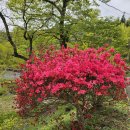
15;46;128;129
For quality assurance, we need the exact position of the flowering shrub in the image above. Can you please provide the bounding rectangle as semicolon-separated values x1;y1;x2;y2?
15;46;129;130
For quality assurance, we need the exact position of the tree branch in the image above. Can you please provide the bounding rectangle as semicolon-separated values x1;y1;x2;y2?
0;11;28;61
22;1;28;40
44;0;62;14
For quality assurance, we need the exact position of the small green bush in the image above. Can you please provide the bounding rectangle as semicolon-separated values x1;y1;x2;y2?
0;112;17;129
0;87;7;96
0;112;29;130
1;117;18;130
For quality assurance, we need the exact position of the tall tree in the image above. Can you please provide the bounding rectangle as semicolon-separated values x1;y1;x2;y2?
7;0;109;48
0;0;111;60
0;0;50;60
42;0;100;48
7;0;49;56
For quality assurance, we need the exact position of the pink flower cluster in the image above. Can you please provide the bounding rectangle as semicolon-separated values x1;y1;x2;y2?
15;46;128;116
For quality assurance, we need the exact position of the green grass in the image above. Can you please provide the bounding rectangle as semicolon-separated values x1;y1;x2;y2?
0;95;15;113
38;105;75;130
0;92;75;130
0;87;8;96
0;86;129;130
85;100;129;130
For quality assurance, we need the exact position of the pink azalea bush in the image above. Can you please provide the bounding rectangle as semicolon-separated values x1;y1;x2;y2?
15;46;129;129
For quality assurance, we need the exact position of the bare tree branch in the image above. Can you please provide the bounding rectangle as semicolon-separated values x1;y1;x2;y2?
0;11;28;61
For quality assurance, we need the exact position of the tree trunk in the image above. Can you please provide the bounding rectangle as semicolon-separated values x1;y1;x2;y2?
60;33;67;48
75;105;86;130
59;0;69;48
92;96;103;110
29;38;33;57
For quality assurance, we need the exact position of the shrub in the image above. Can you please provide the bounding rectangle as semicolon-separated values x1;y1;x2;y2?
0;87;7;96
0;112;18;130
15;46;129;130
